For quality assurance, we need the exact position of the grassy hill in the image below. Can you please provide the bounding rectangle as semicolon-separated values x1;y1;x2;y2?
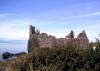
0;43;100;71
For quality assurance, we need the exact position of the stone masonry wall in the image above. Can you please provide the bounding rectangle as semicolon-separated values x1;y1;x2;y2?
28;25;89;52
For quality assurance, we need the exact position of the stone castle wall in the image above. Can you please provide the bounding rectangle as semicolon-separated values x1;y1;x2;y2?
28;25;89;52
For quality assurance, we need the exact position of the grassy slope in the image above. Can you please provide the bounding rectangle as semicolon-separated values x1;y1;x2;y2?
0;45;100;71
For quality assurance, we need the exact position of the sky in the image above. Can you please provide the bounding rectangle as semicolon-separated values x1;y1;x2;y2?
0;0;100;42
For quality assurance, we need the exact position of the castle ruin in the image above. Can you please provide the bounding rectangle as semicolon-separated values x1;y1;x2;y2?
28;25;89;52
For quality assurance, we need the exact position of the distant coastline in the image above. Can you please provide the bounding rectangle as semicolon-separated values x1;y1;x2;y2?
0;40;28;61
0;40;27;43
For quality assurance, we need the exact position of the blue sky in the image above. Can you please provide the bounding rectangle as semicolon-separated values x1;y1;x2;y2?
0;0;100;41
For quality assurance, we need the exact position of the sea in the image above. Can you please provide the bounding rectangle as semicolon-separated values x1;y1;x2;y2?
0;40;28;61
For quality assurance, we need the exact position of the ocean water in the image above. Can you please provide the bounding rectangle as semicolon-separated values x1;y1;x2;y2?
0;40;28;61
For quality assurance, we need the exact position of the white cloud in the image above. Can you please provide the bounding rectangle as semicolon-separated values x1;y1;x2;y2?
66;12;100;19
0;12;100;41
0;13;16;18
31;11;100;26
0;19;30;40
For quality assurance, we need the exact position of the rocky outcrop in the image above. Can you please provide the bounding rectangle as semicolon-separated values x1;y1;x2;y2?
2;52;14;60
2;52;27;60
28;25;89;53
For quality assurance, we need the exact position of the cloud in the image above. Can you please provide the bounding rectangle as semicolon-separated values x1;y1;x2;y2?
66;12;100;19
0;25;29;40
0;19;30;40
0;18;99;42
0;11;100;42
0;13;16;18
31;11;100;26
31;12;100;42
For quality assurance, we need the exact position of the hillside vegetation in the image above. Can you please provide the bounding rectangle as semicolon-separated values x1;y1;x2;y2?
0;42;100;71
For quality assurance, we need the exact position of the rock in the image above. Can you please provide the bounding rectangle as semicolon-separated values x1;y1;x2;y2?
2;52;27;60
2;52;13;60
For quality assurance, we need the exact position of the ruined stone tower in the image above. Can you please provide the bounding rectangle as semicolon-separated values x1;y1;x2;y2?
28;25;40;52
64;30;89;47
28;25;89;53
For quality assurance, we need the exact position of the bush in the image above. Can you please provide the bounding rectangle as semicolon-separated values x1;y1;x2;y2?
0;44;100;71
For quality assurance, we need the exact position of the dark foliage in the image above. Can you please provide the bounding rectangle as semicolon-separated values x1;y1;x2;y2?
0;42;100;71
